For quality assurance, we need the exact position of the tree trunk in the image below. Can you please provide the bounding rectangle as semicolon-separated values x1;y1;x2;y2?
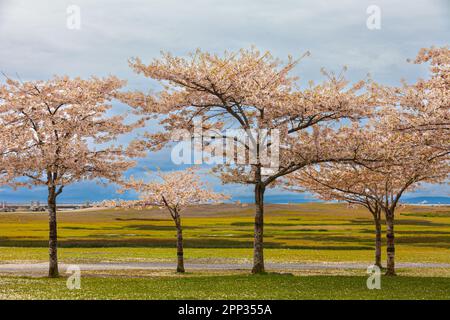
48;186;59;278
374;215;382;268
252;183;265;274
385;212;396;276
174;216;185;273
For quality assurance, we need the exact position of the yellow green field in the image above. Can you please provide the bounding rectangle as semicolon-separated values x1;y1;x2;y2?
1;203;449;299
0;203;449;265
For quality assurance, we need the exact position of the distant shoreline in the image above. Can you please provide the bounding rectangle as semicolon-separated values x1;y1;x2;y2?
1;194;449;205
1;201;449;207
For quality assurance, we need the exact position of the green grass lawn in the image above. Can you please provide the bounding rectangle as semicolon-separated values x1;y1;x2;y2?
1;273;449;299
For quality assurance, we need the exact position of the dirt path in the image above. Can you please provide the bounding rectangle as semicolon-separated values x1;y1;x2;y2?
0;261;449;275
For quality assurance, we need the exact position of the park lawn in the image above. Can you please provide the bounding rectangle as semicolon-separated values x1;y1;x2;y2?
0;203;449;265
1;273;449;300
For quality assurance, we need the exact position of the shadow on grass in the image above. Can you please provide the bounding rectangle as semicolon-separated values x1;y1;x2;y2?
350;218;450;227
124;224;201;231
360;229;450;235
0;237;372;250
115;218;171;222
231;222;348;227
400;212;450;218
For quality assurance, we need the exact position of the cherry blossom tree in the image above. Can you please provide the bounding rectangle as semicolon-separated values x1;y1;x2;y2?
103;168;228;273
0;75;142;277
288;118;449;275
119;47;377;273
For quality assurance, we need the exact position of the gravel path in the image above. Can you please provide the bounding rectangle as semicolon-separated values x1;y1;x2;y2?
0;261;449;274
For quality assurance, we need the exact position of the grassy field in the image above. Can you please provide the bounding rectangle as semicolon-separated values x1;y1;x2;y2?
0;203;449;299
0;203;449;264
1;273;449;299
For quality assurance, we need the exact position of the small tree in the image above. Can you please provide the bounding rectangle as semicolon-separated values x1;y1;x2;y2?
119;47;375;273
0;75;141;277
110;168;228;273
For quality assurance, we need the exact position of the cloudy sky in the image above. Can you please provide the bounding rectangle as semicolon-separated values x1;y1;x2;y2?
0;0;448;203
